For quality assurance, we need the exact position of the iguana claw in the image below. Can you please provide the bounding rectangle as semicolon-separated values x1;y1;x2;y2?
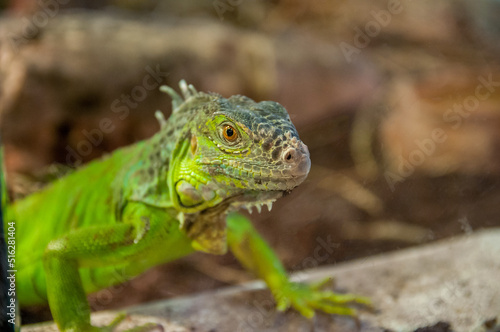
272;278;372;319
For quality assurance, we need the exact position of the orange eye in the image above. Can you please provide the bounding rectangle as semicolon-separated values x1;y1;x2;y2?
223;125;238;142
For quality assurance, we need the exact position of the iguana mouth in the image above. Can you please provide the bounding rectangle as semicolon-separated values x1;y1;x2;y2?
225;190;285;214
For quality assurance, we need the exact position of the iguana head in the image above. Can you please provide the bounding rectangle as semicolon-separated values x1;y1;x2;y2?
162;81;310;215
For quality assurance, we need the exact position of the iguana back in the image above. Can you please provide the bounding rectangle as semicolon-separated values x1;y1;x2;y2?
8;142;147;305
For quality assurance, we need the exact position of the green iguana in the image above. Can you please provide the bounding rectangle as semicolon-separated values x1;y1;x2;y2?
4;81;370;331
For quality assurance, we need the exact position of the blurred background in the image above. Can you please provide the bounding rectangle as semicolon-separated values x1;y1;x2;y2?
1;0;499;325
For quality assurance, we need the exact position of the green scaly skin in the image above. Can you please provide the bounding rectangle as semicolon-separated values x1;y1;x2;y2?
5;81;370;331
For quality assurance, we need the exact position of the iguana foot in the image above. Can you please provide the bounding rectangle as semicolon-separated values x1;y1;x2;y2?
273;277;372;319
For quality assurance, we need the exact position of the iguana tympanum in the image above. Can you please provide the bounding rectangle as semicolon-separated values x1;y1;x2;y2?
5;81;369;331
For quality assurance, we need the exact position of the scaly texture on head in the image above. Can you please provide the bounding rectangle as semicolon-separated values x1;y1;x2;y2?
162;81;311;214
121;81;310;253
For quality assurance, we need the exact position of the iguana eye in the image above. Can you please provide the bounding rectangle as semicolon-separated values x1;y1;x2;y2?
223;125;238;142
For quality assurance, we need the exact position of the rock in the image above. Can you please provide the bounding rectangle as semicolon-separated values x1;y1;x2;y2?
23;312;188;332
24;229;500;332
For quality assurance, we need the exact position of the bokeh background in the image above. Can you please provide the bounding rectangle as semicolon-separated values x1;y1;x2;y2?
1;0;499;324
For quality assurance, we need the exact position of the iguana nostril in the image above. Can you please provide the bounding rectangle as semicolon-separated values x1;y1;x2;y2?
283;144;311;178
283;148;296;163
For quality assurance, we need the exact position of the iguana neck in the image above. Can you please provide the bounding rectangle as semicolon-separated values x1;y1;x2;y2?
114;128;228;255
117;121;181;210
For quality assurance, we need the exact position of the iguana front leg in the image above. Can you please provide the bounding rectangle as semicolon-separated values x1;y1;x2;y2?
43;203;181;332
227;212;371;318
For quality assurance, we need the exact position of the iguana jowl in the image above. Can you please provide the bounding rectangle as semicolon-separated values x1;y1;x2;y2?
6;81;369;331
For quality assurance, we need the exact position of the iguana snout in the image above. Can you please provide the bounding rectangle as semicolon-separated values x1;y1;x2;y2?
281;141;311;181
